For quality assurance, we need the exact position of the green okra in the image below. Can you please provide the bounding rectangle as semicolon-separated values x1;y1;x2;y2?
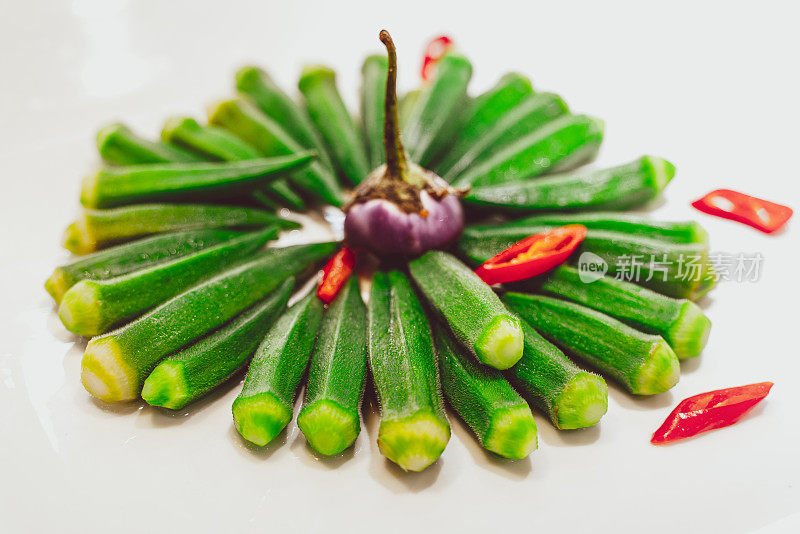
161;116;305;212
81;154;312;209
298;277;369;455
409;251;524;370
59;228;276;336
232;291;324;446
402;53;473;167
434;323;538;459
208;99;345;206
80;241;336;403
505;319;608;429
46;228;244;303
442;92;569;181
458;225;716;300
368;270;450;472
480;212;709;244
142;279;293;410
527;265;712;359
452;114;605;188
96;123;203;166
436;72;534;175
236;66;335;169
464;156;675;212
299;65;371;185
360;54;389;169
504;293;680;395
63;203;297;255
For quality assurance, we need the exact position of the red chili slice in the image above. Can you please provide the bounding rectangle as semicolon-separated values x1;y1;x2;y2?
692;189;792;234
316;247;356;304
421;35;454;81
651;382;773;445
474;225;587;285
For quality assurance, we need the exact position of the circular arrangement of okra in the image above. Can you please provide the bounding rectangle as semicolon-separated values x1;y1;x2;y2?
48;31;714;472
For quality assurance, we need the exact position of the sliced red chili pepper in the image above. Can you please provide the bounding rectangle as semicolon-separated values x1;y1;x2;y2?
316;247;356;304
692;189;792;234
651;381;773;445
474;225;587;285
421;35;454;81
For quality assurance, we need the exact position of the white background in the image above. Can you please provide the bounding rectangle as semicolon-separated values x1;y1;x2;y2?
1;1;799;533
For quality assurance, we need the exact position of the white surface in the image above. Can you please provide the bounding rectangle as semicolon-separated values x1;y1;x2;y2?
1;1;799;533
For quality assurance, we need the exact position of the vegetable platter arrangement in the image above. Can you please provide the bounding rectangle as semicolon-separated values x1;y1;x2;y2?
48;29;768;473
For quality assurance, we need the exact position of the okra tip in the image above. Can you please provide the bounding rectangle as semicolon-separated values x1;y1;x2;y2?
96;122;129;151
483;405;538;459
553;372;608;430
161;116;199;143
232;393;293;447
141;361;190;410
667;301;712;360
58;281;105;337
63;220;93;255
297;399;360;456
234;65;266;89
81;336;138;403
475;315;525;370
298;65;336;92
630;341;680;395
642;155;676;192
45;268;69;303
378;411;451;472
79;172;101;209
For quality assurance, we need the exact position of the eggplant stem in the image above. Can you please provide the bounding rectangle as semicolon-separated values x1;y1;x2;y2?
379;30;407;179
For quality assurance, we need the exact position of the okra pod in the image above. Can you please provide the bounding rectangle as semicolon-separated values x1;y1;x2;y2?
299;65;370;184
232;291;324;447
298;277;368;455
436;73;534;175
368;271;450;472
63;203;296;254
452;114;605;188
504;293;680;395
46;228;244;303
409;251;524;370
142;279;293;410
442;92;569;181
80;242;336;402
96;123;203;166
81;154;312;209
59;228;276;336
434;323;538;459
528;265;711;359
464;156;674;212
403;53;473;166
360;54;389;169
208;99;345;205
161;116;305;212
506;319;608;429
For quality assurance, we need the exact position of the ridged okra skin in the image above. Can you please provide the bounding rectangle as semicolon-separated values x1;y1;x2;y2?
368;270;450;472
236;66;335;170
162;116;305;212
528;266;711;359
434;323;538;459
46;228;244;303
402;53;473;167
232;291;324;447
481;212;708;244
503;293;680;396
298;277;369;455
97;123;203;166
409;251;524;370
208;99;345;206
360;54;389;169
506;319;608;429
142;279;294;410
436;73;534;175
442;92;569;181
452;114;605;188
80;154;312;209
299;65;371;185
58;228;276;336
80;242;336;403
62;203;294;255
463;156;675;212
458;225;716;300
